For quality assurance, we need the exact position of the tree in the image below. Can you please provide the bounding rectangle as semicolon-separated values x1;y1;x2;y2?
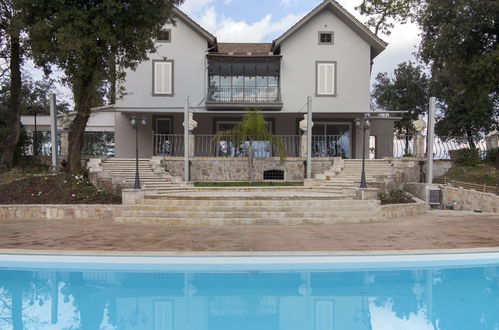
214;108;285;184
372;61;430;154
0;0;23;168
359;0;499;146
22;0;183;170
418;0;499;146
355;0;418;36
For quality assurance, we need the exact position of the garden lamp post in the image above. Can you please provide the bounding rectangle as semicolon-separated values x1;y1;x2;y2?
355;115;370;189
130;115;147;189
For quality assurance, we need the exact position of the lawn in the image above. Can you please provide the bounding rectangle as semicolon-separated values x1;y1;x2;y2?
0;172;121;204
439;163;498;187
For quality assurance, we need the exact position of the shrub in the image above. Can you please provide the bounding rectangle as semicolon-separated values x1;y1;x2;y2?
452;148;480;166
378;190;414;205
484;148;497;164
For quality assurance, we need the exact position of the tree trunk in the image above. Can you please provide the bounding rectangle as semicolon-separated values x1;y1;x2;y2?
466;129;476;149
68;75;94;171
248;137;253;184
0;16;22;168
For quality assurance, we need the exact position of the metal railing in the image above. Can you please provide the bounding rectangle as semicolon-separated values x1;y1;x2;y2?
311;135;350;158
154;134;351;158
207;86;281;104
378;134;488;159
153;134;184;156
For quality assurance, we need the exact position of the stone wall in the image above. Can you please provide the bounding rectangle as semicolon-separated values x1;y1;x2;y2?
161;157;333;182
0;204;124;220
441;186;499;213
380;197;429;219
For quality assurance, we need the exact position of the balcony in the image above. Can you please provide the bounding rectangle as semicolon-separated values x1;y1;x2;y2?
207;86;281;107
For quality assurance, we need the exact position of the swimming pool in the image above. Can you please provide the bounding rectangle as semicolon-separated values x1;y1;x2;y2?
0;252;498;329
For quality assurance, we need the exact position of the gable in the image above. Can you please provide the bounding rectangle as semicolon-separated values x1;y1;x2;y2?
272;0;387;59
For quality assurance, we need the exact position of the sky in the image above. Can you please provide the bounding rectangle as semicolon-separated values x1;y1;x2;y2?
179;0;422;81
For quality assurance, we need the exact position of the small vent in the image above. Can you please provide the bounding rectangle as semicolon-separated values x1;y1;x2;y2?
263;169;285;181
429;189;441;205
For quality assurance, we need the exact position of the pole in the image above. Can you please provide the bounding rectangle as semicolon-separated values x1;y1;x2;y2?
306;96;312;179
184;96;190;183
360;117;367;188
426;97;436;184
33;111;37;156
49;93;58;170
134;123;140;189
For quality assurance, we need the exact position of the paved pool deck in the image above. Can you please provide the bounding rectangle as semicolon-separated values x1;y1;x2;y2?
0;210;498;253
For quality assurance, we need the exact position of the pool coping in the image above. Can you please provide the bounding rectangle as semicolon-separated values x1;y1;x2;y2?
1;248;499;272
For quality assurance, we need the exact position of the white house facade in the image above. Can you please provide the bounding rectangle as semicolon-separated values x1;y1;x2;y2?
106;0;396;160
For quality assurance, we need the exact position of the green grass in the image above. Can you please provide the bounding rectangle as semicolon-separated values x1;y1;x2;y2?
440;163;498;187
194;181;304;187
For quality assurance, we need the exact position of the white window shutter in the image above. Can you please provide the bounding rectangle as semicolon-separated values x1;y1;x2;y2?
317;62;335;96
154;61;172;95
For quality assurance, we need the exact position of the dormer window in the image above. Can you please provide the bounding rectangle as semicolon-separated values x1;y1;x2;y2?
319;32;334;45
157;29;171;43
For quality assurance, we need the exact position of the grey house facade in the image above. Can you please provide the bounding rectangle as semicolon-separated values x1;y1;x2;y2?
110;0;395;161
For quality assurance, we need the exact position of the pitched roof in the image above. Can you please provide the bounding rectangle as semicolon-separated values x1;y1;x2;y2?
172;7;216;46
272;0;387;58
209;43;276;57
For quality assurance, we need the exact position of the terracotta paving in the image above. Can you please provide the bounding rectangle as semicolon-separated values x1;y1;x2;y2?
0;210;498;253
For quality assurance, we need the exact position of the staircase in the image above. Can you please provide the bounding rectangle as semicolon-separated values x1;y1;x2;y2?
309;159;399;190
115;190;382;225
100;158;187;189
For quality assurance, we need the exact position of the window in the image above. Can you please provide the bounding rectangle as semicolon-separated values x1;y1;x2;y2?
316;61;336;97
263;169;285;181
157;29;171;42
153;60;174;96
319;32;334;45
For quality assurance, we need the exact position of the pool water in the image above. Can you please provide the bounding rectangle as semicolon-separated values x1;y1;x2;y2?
0;257;498;329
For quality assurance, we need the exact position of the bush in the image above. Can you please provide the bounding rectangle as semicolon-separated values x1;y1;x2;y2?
452;148;480;166
484;148;497;164
378;190;414;205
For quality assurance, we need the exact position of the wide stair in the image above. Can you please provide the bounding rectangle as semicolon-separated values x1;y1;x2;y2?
100;158;185;189
115;190;382;225
314;159;397;188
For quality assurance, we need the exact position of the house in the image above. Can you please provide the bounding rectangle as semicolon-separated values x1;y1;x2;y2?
106;0;395;161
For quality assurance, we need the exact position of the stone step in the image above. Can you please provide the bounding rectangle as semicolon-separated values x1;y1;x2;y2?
114;215;378;225
127;204;376;212
137;198;365;207
121;209;380;219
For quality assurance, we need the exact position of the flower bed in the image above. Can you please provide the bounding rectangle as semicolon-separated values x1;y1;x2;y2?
0;173;121;204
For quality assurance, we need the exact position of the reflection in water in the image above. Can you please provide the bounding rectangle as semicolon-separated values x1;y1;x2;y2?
0;266;498;329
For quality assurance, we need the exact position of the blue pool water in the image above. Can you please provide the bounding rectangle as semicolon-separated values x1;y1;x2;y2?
0;254;498;330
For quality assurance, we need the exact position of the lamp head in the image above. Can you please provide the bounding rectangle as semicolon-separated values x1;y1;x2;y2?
140;116;147;127
130;115;137;128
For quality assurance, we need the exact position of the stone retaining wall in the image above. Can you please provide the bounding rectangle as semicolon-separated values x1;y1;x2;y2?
380;198;429;219
441;186;499;213
161;157;334;182
0;204;124;220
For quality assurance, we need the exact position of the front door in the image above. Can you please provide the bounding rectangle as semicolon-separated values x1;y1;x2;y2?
154;118;172;155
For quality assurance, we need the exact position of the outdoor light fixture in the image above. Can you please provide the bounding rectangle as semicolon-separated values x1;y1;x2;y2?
356;114;370;189
130;115;147;189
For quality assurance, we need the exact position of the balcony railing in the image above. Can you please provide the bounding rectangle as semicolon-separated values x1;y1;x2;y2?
207;86;281;104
